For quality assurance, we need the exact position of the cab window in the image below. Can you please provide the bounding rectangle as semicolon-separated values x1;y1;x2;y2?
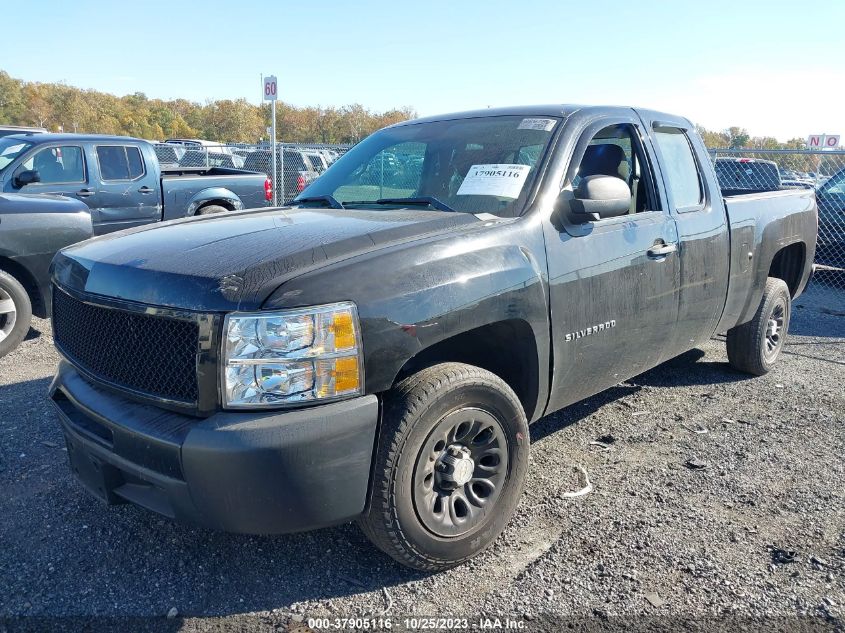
571;123;656;214
17;146;85;184
653;128;704;210
96;145;146;181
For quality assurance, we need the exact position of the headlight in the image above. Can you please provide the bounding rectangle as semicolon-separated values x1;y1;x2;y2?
222;302;363;408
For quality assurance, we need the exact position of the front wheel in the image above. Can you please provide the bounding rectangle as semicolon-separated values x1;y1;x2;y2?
726;277;791;376
0;270;33;359
359;363;529;571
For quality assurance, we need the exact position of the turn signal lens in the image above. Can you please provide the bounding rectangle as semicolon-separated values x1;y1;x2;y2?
331;311;356;350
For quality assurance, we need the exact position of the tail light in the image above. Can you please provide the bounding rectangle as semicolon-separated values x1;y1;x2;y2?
297;174;306;192
264;178;273;202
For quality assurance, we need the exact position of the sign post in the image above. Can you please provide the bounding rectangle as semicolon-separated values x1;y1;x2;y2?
263;75;278;205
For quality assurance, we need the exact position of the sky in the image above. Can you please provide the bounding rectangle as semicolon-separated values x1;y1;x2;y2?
4;0;844;141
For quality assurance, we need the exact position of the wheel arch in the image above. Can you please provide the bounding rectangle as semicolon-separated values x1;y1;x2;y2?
768;241;806;297
187;187;243;215
390;319;542;423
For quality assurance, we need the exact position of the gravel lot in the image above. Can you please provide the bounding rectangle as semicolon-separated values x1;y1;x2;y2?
1;283;843;632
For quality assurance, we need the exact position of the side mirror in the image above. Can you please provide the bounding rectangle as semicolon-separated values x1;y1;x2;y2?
570;175;630;220
14;170;41;188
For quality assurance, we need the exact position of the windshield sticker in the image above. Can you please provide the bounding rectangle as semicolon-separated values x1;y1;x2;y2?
518;118;557;131
457;164;531;199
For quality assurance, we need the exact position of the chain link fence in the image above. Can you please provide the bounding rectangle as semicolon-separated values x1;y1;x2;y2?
708;148;845;287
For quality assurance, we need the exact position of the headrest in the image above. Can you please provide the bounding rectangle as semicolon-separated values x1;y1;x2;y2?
580;144;626;178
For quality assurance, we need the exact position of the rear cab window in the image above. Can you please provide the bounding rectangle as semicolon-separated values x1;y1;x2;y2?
653;128;704;211
96;145;146;181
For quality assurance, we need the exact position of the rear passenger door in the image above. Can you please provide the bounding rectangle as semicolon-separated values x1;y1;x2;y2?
89;144;160;234
637;112;730;357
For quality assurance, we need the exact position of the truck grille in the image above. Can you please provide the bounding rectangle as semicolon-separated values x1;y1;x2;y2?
52;287;201;404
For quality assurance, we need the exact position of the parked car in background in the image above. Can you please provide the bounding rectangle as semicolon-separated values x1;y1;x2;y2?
815;166;845;269
302;149;329;174
0;125;48;138
0;193;91;358
242;147;321;202
152;142;186;167
714;156;782;193
318;148;340;165
179;150;245;169
164;138;234;155
781;179;814;190
0;134;268;234
48;105;816;570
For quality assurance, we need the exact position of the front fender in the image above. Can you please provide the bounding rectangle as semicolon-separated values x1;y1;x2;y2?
186;187;244;216
263;219;551;420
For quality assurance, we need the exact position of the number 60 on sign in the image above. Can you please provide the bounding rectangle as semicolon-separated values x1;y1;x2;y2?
263;76;278;101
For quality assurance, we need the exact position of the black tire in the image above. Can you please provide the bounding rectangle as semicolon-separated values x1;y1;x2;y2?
0;270;33;359
359;363;530;571
195;204;229;216
726;277;791;376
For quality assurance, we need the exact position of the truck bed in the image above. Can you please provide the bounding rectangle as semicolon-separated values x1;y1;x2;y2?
160;168;268;221
160;166;261;178
718;188;817;332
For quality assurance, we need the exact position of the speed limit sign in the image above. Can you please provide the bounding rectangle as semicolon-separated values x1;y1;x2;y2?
263;75;278;101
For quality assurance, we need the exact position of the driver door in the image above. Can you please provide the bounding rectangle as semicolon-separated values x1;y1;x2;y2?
543;117;680;412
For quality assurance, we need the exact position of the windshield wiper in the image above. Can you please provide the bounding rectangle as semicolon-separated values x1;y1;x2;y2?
292;195;345;209
374;196;455;212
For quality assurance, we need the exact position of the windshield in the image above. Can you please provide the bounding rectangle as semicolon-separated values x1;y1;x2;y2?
0;138;33;173
296;115;560;216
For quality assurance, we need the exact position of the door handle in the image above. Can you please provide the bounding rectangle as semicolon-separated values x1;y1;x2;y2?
76;188;94;198
647;242;677;258
138;186;154;194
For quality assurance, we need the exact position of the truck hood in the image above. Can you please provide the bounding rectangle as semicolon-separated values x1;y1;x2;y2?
52;207;481;311
0;191;91;213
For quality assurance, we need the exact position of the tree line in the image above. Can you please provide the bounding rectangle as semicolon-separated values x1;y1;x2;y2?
0;71;415;144
0;70;829;172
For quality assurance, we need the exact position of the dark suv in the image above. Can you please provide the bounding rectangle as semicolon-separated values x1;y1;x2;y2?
243;148;321;202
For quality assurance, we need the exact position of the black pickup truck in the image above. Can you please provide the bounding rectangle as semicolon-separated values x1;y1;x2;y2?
0;193;92;357
48;106;817;571
0;134;268;234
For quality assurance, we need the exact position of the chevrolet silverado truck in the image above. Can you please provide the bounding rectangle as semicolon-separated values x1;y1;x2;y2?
0;134;268;235
47;106;817;570
0;193;91;357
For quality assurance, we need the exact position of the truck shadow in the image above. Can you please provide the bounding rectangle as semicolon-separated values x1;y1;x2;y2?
529;348;750;443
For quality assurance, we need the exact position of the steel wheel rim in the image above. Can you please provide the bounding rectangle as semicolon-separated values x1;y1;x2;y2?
764;301;786;359
412;407;509;538
0;287;16;343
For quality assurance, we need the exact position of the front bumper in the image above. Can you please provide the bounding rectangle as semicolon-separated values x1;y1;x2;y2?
49;361;379;534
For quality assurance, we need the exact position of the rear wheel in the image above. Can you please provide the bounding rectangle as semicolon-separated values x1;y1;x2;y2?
359;363;529;571
0;270;32;359
195;204;229;216
726;277;791;376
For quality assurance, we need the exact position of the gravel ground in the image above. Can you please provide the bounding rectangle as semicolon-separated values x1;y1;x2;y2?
1;283;843;632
